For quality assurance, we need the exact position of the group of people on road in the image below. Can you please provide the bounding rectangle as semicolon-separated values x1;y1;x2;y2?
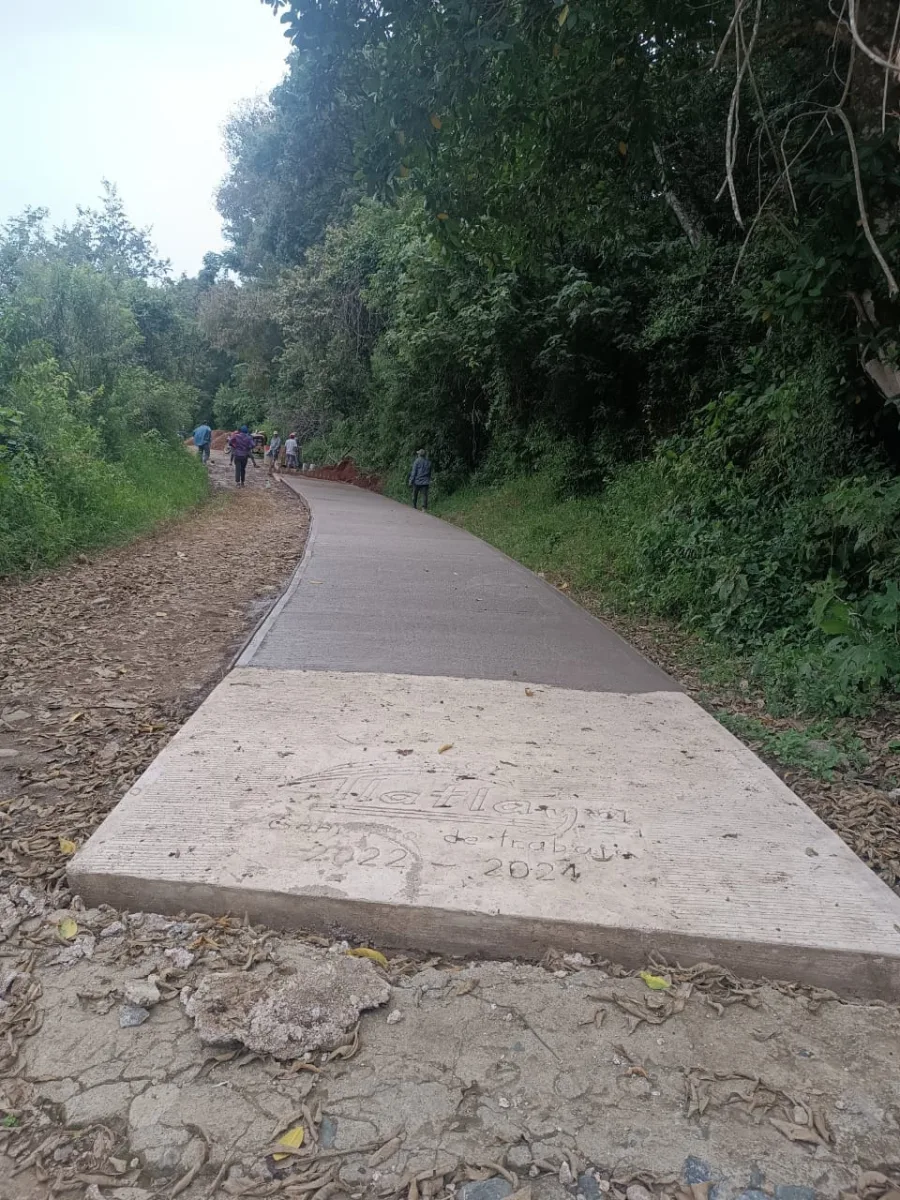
193;422;432;505
192;422;302;488
265;430;301;472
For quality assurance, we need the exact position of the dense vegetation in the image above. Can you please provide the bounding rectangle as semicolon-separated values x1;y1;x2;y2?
0;186;230;574
198;0;900;716
4;4;898;716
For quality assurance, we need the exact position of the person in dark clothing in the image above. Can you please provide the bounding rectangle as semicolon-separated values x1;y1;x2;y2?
408;448;432;510
230;424;256;487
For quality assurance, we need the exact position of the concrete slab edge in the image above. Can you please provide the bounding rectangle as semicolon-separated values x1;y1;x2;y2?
69;867;900;1000
236;481;318;668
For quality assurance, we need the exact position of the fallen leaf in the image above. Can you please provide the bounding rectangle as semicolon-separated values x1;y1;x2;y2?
272;1124;304;1163
525;688;535;697
347;947;389;969
557;3;569;26
429;113;442;130
769;1117;822;1145
618;140;628;156
438;743;454;754
59;838;77;855
369;1136;402;1166
639;971;671;991
58;917;78;940
436;212;449;221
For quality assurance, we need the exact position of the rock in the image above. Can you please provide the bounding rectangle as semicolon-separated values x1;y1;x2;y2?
458;1180;513;1200
167;921;196;938
577;1173;603;1200
119;1003;150;1028
164;947;195;970
506;1144;533;1171
562;952;592;968
122;980;161;1009
626;1186;652;1200
386;1009;403;1025
50;934;96;967
100;921;126;939
0;748;20;759
683;1159;714;1187
182;951;391;1060
319;1115;338;1148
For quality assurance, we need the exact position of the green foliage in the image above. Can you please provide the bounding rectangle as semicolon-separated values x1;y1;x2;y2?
0;190;220;575
212;0;900;716
716;714;868;781
0;383;207;576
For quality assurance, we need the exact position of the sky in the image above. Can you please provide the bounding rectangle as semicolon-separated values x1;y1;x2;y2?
0;0;290;275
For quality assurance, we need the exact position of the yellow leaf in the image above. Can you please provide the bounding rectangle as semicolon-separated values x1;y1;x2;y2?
68;711;84;723
59;838;77;856
58;917;78;941
272;1124;304;1163
618;141;628;157
639;970;671;991
436;212;449;221
438;743;454;753
524;688;535;697
429;113;442;130
347;947;389;968
557;3;569;26
761;309;771;322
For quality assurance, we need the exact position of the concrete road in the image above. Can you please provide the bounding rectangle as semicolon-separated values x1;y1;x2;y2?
243;478;677;693
72;476;900;997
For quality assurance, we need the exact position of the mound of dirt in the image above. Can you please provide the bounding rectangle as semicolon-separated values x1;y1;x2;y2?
305;457;382;492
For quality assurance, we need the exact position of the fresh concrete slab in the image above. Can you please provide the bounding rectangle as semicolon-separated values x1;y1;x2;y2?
71;668;900;997
242;478;677;693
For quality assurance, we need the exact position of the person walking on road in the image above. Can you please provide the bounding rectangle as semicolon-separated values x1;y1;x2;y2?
284;433;300;471
266;429;282;473
230;425;256;487
408;448;432;510
193;421;212;464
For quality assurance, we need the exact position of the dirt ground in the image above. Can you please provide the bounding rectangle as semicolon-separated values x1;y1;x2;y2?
1;460;899;1200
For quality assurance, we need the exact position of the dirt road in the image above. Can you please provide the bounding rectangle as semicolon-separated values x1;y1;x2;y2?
1;460;899;1200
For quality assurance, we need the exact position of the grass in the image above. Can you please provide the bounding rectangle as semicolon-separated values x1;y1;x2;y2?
716;713;869;779
0;439;209;576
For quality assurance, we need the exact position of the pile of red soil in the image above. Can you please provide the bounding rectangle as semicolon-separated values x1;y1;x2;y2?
210;429;232;451
304;457;382;492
